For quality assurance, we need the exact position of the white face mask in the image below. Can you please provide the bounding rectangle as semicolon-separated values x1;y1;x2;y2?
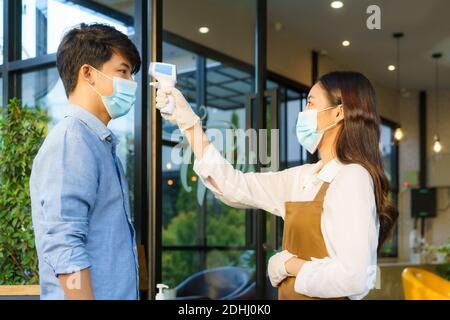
295;106;341;154
87;66;138;119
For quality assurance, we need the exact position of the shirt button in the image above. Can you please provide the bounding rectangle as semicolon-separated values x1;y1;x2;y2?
106;136;112;142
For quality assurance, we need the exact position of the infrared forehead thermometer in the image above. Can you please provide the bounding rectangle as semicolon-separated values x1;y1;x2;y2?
149;62;177;115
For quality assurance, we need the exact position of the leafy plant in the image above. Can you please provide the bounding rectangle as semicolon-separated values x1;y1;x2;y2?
0;98;49;285
435;263;450;281
437;240;450;255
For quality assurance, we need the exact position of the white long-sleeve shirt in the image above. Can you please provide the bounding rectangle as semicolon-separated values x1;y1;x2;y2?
192;143;380;300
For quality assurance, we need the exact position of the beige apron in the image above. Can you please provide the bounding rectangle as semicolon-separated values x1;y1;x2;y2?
278;181;347;300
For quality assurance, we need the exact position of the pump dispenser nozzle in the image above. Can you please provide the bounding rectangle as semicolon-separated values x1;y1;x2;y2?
156;283;169;300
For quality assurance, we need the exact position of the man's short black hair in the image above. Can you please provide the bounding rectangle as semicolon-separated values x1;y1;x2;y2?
56;23;141;96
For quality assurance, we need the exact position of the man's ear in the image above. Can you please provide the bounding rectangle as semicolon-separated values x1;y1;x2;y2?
80;64;95;85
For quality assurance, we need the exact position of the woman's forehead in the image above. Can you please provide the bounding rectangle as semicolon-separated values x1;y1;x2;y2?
308;83;327;100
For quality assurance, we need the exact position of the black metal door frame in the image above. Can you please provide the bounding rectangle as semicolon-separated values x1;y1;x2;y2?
246;86;280;299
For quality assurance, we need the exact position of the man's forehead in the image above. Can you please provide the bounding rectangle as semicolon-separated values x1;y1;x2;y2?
110;51;132;68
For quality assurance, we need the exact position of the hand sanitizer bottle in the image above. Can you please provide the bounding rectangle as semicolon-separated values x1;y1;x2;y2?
155;283;169;300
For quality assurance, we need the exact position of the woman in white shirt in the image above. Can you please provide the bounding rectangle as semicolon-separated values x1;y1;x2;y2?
155;71;398;300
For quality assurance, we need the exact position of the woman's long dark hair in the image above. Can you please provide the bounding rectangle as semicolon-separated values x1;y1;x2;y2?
319;71;399;252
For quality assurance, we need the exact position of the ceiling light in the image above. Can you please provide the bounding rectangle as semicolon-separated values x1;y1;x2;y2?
198;26;209;34
342;40;350;47
394;127;404;141
432;53;443;154
433;135;442;153
392;32;404;92
331;1;344;9
274;22;283;31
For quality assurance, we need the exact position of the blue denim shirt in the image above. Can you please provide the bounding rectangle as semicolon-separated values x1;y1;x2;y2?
30;104;139;300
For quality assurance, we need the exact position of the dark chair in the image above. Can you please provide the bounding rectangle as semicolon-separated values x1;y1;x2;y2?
225;275;278;300
174;266;253;300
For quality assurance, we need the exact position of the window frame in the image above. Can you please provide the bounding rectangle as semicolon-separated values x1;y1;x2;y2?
379;116;400;258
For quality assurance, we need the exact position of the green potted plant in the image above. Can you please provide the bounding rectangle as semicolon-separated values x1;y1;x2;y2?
436;239;450;264
0;98;49;298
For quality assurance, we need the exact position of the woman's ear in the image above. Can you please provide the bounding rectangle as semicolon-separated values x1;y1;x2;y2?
335;104;345;122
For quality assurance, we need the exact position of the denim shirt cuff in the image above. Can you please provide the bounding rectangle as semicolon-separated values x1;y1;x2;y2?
46;248;92;276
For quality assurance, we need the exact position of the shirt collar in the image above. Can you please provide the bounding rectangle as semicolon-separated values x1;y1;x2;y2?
65;104;114;143
314;158;345;183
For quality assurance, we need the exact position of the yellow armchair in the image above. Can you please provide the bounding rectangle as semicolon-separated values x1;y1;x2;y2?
402;267;450;300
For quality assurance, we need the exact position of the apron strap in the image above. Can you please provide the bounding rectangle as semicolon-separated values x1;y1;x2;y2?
313;181;330;202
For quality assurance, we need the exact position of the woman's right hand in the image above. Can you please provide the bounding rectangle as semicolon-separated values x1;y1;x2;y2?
268;250;297;287
155;87;200;132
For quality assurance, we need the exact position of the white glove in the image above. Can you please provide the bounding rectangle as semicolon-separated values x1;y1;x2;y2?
268;250;297;287
155;87;200;133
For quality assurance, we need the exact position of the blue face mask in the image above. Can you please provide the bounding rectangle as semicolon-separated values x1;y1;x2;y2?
296;106;341;154
88;67;137;119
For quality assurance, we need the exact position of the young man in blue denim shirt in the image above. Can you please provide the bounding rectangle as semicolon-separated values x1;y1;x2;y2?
30;23;141;300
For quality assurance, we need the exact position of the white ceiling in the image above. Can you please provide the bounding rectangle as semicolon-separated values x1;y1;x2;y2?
269;0;450;90
96;0;134;15
96;0;450;90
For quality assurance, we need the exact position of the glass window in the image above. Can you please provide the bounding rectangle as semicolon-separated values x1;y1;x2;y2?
160;48;257;289
206;249;255;273
380;124;394;184
380;122;400;191
21;67;67;125
162;249;255;291
281;89;307;167
205;190;246;247
161;41;200;252
21;0;134;60
161;144;198;235
286;97;301;165
379;122;399;257
20;67;136;218
162;250;200;289
204;59;250;247
161;42;197;142
0;0;3;65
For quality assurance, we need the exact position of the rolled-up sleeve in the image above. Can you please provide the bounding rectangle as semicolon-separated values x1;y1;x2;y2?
193;143;298;217
294;164;379;299
38;123;99;276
